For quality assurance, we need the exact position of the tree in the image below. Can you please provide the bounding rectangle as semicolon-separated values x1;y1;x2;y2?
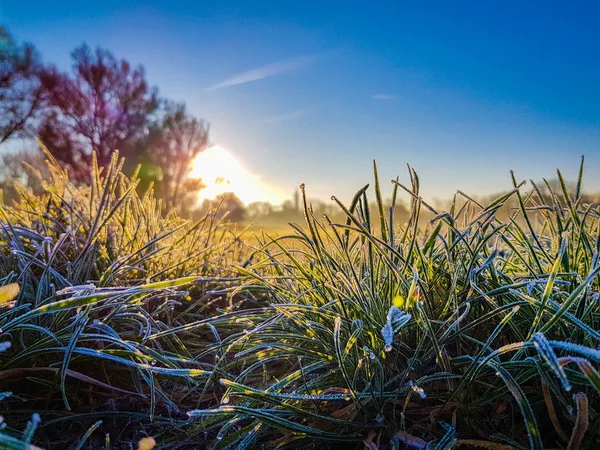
38;44;158;182
0;26;46;143
198;192;246;223
139;102;210;210
246;201;274;221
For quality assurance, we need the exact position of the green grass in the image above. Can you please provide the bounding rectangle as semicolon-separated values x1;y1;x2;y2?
1;153;599;449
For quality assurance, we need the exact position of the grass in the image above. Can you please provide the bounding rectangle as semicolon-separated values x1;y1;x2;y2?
1;152;599;449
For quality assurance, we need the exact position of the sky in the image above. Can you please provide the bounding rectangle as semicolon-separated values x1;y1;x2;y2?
2;1;599;205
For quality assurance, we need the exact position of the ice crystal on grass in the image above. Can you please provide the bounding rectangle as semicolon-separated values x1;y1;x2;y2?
381;306;411;352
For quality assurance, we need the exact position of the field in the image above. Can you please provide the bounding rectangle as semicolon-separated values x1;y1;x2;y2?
1;153;599;450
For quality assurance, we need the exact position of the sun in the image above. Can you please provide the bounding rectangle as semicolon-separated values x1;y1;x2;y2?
189;145;287;205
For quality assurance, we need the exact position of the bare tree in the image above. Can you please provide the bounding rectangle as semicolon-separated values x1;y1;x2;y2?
141;102;210;210
0;26;46;143
38;44;158;181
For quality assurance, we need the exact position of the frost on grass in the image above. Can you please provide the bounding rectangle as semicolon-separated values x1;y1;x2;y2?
381;306;411;352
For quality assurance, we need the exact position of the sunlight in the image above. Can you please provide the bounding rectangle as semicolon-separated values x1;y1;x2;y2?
189;145;288;205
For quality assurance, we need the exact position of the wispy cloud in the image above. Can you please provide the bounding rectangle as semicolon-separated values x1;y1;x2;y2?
206;55;318;91
373;94;397;100
258;107;313;124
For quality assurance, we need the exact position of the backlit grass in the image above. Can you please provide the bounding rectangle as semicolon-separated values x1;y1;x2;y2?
1;154;599;449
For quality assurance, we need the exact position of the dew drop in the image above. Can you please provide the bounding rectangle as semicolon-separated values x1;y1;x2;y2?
216;432;224;441
221;395;230;404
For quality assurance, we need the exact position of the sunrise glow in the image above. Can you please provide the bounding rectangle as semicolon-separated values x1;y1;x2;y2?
189;145;288;205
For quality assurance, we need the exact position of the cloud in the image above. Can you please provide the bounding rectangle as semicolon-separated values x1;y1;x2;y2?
373;94;397;100
258;107;313;124
206;55;318;91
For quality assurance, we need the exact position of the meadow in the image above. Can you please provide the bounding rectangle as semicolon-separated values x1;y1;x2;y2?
0;152;599;450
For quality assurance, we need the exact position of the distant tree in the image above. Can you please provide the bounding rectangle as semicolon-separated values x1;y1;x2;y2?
369;199;409;226
293;189;300;212
312;199;339;217
0;26;46;143
199;192;246;223
281;199;295;212
535;178;576;201
138;102;210;210
38;44;158;182
246;201;274;221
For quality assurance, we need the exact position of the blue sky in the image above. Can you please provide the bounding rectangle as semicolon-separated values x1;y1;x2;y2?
2;1;599;204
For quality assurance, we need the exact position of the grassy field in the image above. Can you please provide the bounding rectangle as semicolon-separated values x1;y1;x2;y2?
1;153;599;449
